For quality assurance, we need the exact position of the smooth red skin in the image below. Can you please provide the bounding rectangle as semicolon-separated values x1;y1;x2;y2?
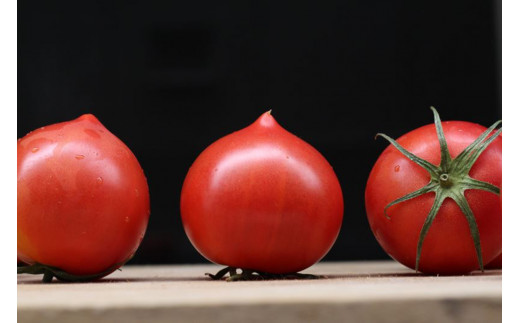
180;112;344;274
485;253;502;269
18;114;150;276
365;121;502;275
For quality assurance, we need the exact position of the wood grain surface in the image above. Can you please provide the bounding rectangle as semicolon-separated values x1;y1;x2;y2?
18;261;501;323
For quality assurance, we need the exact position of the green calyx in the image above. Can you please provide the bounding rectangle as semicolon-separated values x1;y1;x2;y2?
376;107;501;272
17;261;126;283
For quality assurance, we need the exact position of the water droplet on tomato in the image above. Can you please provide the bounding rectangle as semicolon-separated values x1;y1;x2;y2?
394;165;400;172
135;188;140;197
31;147;39;153
75;155;85;160
96;177;103;184
125;216;130;223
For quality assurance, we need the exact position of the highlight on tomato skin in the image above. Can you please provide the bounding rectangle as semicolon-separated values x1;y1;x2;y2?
17;114;151;281
180;111;344;275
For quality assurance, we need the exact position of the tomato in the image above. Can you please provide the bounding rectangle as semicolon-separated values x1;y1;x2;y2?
180;111;343;275
365;108;501;275
18;114;150;281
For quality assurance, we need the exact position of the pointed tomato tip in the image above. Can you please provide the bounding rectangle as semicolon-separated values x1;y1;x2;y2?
77;114;103;125
77;113;99;121
255;109;280;128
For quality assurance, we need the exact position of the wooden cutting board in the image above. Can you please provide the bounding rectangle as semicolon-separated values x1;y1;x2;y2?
17;261;501;323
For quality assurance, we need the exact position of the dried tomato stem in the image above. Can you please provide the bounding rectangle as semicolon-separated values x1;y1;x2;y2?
206;266;321;281
17;260;128;283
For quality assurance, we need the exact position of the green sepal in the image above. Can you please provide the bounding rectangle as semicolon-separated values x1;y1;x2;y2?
375;133;438;175
460;178;500;195
414;189;447;271
451;190;484;271
450;120;502;174
431;106;452;172
383;182;437;219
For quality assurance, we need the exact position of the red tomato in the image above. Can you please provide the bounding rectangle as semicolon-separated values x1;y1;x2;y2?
18;114;150;280
365;109;501;275
180;111;343;274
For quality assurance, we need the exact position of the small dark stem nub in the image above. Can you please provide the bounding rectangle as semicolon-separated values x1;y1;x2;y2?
42;271;54;283
439;173;452;187
205;266;321;281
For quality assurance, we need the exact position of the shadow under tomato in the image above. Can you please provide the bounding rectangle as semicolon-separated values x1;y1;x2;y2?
323;269;501;279
17;268;501;285
16;275;210;284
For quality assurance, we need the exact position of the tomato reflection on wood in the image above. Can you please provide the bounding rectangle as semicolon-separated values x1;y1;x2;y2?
365;107;501;275
17;114;150;282
180;111;344;279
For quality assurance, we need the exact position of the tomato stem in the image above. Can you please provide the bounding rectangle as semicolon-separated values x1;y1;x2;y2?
439;174;452;188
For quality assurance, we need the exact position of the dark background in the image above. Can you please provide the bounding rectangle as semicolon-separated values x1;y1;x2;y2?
18;0;501;264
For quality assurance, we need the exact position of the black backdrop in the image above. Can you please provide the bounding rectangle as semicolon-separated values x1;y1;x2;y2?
18;0;501;264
